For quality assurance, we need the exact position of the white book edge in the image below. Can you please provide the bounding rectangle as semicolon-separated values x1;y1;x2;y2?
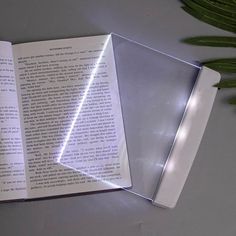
152;66;221;208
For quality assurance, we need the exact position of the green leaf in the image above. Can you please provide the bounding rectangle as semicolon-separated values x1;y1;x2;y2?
203;58;236;73
182;36;236;47
215;0;236;8
182;0;236;26
181;6;236;33
228;97;236;105
192;0;236;18
214;79;236;88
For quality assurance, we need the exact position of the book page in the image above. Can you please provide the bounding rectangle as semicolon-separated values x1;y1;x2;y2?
13;35;131;198
0;41;26;201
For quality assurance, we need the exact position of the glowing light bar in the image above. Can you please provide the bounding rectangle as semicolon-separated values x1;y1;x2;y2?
153;66;220;208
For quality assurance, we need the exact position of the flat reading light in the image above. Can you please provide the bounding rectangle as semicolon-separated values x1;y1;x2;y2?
0;33;220;206
153;67;220;208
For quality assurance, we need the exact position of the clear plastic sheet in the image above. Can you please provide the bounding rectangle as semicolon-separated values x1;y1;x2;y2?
53;33;200;201
111;33;200;200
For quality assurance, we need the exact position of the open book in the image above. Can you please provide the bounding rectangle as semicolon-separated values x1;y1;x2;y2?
0;34;131;201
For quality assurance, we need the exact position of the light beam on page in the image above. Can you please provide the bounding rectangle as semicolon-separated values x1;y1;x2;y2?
57;34;111;164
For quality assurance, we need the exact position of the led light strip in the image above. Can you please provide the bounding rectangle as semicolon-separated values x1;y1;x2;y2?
153;66;220;208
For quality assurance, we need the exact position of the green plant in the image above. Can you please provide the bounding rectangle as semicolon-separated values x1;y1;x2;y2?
181;0;236;104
